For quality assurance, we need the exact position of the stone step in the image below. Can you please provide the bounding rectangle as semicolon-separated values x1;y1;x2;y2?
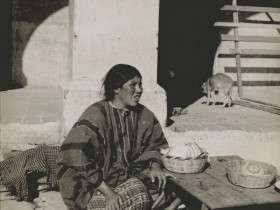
163;128;280;174
1;86;63;124
0;86;63;146
164;87;280;174
0;122;61;145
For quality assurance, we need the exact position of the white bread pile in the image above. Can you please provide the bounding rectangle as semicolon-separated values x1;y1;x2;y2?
161;141;207;160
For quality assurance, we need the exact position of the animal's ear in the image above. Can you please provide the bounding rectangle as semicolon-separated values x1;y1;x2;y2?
114;88;120;94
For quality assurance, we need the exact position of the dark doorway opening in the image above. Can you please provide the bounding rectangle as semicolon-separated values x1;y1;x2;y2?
157;0;280;119
157;0;227;118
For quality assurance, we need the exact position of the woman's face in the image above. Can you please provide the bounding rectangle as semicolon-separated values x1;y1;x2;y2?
114;76;143;107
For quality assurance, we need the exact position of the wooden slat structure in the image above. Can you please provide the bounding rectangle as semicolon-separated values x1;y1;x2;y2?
168;156;280;210
234;99;280;115
225;67;280;73
214;0;280;114
221;35;280;43
229;49;280;55
233;0;244;98
221;5;280;13
233;81;280;86
214;22;280;29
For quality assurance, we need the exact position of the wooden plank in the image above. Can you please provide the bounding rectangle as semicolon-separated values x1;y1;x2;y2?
201;203;210;210
214;22;280;29
218;54;280;58
221;35;280;43
232;0;244;98
233;81;280;86
229;49;280;55
207;157;280;206
234;99;280;115
210;156;242;162
168;156;253;209
168;156;280;209
225;67;280;73
221;5;280;13
169;169;257;209
241;96;280;109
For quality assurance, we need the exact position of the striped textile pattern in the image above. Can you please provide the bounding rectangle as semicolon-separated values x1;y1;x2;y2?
57;100;168;210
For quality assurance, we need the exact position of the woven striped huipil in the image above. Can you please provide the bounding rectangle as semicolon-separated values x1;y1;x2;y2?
56;100;168;210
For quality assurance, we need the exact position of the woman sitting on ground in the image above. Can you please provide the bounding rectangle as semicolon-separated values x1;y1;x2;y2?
56;64;181;210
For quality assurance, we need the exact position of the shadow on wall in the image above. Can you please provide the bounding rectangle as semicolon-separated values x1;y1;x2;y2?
157;0;227;118
1;0;12;91
157;0;280;118
6;0;68;90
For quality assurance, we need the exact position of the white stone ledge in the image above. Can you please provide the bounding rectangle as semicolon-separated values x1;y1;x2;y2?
61;79;167;139
163;128;280;175
0;122;62;145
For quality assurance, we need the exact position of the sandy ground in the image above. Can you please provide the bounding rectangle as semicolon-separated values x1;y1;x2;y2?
0;185;67;210
1;87;280;209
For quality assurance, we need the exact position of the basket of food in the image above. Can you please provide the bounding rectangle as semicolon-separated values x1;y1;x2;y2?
160;142;208;173
226;159;277;188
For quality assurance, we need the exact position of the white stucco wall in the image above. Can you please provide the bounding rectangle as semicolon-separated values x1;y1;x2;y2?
71;0;159;81
62;0;167;136
62;79;167;137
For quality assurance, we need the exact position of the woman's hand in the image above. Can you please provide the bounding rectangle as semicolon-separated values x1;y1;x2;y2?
105;191;121;210
150;162;176;190
98;182;121;210
150;162;177;209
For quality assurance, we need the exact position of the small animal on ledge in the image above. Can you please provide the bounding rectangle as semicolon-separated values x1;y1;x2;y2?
172;107;188;116
201;73;234;108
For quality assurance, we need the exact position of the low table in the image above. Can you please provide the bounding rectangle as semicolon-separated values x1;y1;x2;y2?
167;155;280;210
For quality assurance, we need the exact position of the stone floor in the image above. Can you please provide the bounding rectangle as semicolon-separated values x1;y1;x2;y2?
0;87;63;153
169;87;280;133
161;87;280;187
1;86;279;133
0;86;63;124
1;86;280;210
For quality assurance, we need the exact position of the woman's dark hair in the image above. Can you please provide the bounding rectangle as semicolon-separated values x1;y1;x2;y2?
102;64;142;100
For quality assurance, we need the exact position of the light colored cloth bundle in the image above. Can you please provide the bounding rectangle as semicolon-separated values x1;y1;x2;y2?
161;142;206;160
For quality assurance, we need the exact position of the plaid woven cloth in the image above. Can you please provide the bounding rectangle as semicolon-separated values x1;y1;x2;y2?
45;145;60;188
87;177;152;210
0;145;60;201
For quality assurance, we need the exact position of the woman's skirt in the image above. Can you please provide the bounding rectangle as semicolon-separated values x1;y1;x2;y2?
87;177;152;210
